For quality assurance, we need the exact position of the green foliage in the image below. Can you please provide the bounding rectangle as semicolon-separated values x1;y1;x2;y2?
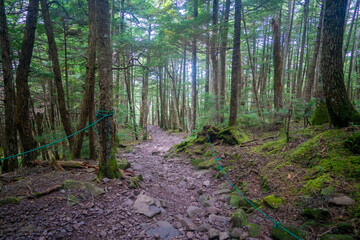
344;131;360;154
303;173;331;194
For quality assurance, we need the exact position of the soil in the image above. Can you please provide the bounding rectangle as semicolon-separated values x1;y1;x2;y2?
0;126;296;240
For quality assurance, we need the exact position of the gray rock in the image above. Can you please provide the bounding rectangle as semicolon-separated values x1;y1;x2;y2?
207;206;219;214
219;231;230;240
134;194;161;218
179;217;196;231
208;228;219;239
230;228;248;239
186;231;195;239
102;178;110;183
329;196;355;206
187;206;204;218
196;223;211;233
213;189;231;195
203;180;210;187
146;221;180;240
209;214;228;224
100;230;107;238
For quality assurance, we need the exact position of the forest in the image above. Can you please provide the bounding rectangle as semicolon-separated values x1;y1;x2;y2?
0;0;360;239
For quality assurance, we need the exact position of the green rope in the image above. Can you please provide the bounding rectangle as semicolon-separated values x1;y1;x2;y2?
206;133;302;240
0;110;113;163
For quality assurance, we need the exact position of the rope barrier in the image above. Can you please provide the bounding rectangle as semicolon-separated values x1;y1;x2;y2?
206;133;302;240
0;110;114;162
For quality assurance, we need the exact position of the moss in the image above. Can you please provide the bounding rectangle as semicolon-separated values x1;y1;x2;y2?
247;223;261;237
271;225;309;240
118;158;130;170
302;208;330;221
260;138;287;155
98;156;122;179
129;175;143;188
303;173;331;194
215;166;232;179
229;194;242;207
231;209;248;227
190;158;206;168
198;159;217;169
321;186;335;196
216;127;250;145
124;146;133;153
311;102;331;125
202;150;213;158
344;131;360;154
0;196;19;205
320;234;354;240
263;195;283;209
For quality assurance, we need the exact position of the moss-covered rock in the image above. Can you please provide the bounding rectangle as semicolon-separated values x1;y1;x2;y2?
231;209;248;227
311;102;331;126
190;158;206;168
198;159;217;169
216;127;250;145
118;158;130;170
321;186;335;196
215;166;232;179
263;195;283;209
62;180;104;197
271;225;309;240
229;194;241;207
302;208;330;222
62;179;84;189
129;175;143;188
176;140;191;152
247;223;261;237
320;234;354;240
0;196;19;205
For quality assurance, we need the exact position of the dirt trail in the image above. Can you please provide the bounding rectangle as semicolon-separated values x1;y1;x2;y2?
0;126;271;240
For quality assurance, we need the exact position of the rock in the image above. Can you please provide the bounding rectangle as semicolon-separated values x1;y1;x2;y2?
302;208;330;221
145;221;180;240
321;186;335;196
329;196;355;206
198;159;217;169
100;230;107;238
320;234;354;240
196;223;210;232
263;195;283;209
187;206;204;218
102;178;110;183
209;214;228;224
207;206;219;214
134;194;161;218
84;182;105;197
67;194;78;207
203;180;210;187
219;232;230;240
230;228;248;239
213;189;231;195
62;180;104;197
85;168;96;173
228;194;241;207
208;228;219;239
118;158;131;170
270;225;309;240
19;224;36;233
247;224;261;237
179;217;196;231
186;231;194;239
231;209;247;227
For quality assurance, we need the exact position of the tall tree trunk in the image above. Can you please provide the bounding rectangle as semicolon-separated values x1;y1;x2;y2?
41;0;74;150
219;0;230;123
210;0;219;122
321;0;360;127
191;0;198;132
343;0;360;62
182;47;186;131
96;0;120;178
71;0;96;159
15;0;39;166
303;1;325;102
229;0;242;126
272;18;283;110
0;0;18;172
346;12;359;99
205;1;210;111
295;0;310;99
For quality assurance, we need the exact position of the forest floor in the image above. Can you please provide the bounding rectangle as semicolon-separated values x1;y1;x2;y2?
0;125;358;240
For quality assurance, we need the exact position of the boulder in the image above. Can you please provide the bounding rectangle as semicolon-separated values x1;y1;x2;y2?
329;196;355;206
231;209;248;227
133;194;161;218
263;195;283;209
145;221;180;240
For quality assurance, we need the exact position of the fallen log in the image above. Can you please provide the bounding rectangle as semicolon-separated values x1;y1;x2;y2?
27;185;62;199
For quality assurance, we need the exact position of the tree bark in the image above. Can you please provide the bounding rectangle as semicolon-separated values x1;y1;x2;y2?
96;0;120;178
191;0;198;132
321;0;360;127
229;0;241;126
272;18;283;111
219;0;230;123
210;0;219;122
41;0;74;150
346;12;359;99
15;0;39;166
71;0;96;159
0;0;18;172
343;0;360;62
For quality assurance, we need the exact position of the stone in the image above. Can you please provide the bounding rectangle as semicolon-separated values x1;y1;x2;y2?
179;217;196;231
118;158;131;170
209;214;228;225
208;228;219;239
198;159;217;169
186;231;194;239
100;230;107;237
187;206;204;218
196;223;210;232
230;228;247;239
85;168;96;173
320;234;354;240
219;231;230;240
302;208;330;221
203;180;210;187
145;221;180;240
102;178;110;183
329;196;355;206
321;186;335;196
213;189;231;195
62;180;104;197
207;206;219;214
134;194;161;218
247;223;261;237
231;209;247;227
263;195;283;209
270;225;309;240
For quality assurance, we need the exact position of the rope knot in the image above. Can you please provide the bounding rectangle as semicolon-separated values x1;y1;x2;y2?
273;221;280;229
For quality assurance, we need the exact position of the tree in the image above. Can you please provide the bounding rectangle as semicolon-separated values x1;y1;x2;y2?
272;17;283;111
15;0;39;166
190;0;198;132
96;0;121;178
0;0;18;172
210;0;219;122
321;0;360;127
229;0;242;126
